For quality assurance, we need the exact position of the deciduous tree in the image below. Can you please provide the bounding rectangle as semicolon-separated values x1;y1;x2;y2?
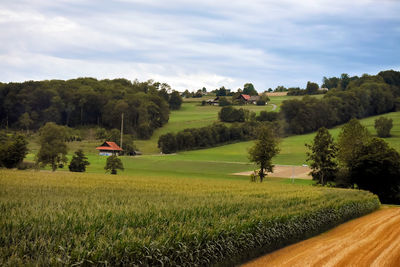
248;126;280;182
349;138;400;204
36;122;68;171
105;155;124;174
306;127;338;185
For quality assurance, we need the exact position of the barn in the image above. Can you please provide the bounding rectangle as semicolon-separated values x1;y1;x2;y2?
96;141;123;156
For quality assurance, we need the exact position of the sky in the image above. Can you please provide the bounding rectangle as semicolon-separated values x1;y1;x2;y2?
0;0;399;92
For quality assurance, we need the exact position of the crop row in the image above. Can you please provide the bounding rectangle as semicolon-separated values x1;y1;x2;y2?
0;170;380;266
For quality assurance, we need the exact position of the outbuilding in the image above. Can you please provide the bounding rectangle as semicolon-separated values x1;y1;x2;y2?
96;141;123;156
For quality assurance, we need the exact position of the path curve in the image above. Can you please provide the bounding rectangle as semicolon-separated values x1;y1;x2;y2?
242;207;400;267
270;104;277;111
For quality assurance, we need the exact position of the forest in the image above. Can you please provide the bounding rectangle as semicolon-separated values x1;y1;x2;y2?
0;78;182;139
281;70;400;134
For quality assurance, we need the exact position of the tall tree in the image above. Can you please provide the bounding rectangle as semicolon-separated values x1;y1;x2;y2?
248;126;280;182
36;122;68;171
337;118;370;168
306;127;338;185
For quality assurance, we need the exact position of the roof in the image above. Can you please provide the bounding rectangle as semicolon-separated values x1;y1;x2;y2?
249;96;260;101
96;141;123;151
240;94;251;100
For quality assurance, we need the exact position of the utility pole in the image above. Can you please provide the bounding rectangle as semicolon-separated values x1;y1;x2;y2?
120;113;124;150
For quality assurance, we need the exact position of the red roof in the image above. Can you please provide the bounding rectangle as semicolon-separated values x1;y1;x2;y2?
241;94;251;100
96;141;123;151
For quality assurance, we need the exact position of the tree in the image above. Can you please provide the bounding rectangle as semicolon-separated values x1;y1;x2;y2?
243;83;258;96
306;127;338;185
216;86;227;96
158;133;177;154
337;118;370;168
374;117;393;138
305;81;319;94
218;97;231;107
169;91;183;110
68;149;90;172
18;112;33;134
104;155;124;175
349;138;400;204
248;126;280;182
36;122;68;171
0;133;28;168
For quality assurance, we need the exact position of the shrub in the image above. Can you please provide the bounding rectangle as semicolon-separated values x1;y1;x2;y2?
374;117;393;137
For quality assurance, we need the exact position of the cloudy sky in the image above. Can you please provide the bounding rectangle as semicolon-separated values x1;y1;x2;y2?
1;0;399;91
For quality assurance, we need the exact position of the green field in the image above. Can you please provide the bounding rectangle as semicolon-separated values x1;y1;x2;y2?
135;95;321;154
0;169;379;266
178;111;400;166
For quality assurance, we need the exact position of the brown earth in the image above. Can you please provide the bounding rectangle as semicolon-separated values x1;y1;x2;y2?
242;207;400;267
265;92;288;96
233;165;311;179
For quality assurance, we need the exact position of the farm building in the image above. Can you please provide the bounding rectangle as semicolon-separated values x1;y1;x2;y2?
96;141;123;156
237;94;262;104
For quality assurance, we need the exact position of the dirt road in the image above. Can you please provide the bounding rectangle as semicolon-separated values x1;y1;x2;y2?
242;207;400;267
234;165;311;179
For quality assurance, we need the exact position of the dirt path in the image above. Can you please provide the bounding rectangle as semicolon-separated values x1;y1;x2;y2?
242;207;400;267
234;165;311;179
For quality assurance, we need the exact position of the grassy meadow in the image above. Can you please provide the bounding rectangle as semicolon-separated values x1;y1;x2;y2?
0;169;379;266
135;95;312;154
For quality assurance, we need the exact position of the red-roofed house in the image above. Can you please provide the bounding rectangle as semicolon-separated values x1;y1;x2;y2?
239;94;251;101
96;141;123;156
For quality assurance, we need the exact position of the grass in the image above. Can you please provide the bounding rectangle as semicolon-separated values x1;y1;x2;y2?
179;111;400;166
135;95;322;154
136;102;274;154
0;169;380;266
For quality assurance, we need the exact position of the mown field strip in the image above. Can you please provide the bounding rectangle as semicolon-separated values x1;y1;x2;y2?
243;207;400;267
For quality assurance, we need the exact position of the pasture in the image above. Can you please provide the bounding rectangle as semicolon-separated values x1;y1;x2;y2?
135;94;322;154
0;169;379;266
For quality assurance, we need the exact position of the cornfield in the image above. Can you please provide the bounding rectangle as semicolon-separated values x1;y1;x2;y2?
0;170;380;266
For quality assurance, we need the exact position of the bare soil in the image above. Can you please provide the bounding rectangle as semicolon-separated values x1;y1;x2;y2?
242;207;400;267
233;165;311;179
265;92;288;96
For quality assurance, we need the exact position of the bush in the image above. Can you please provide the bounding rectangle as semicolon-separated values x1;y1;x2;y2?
374;117;393;137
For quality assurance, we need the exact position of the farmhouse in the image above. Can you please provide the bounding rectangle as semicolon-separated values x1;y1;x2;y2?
237;94;262;104
96;141;123;156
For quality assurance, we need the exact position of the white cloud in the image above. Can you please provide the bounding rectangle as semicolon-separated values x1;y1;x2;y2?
0;0;399;90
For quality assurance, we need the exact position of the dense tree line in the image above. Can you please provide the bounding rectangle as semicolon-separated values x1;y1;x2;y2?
0;78;181;139
219;107;279;123
281;71;400;134
158;121;281;154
